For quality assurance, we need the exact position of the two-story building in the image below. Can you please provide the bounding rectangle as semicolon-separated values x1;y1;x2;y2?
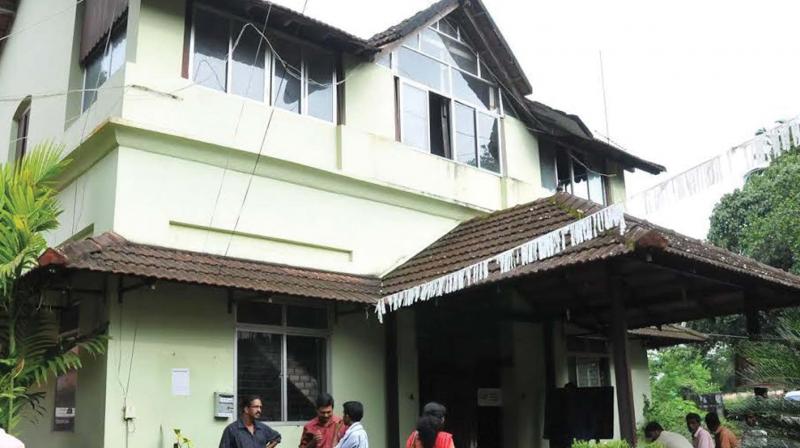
3;1;800;447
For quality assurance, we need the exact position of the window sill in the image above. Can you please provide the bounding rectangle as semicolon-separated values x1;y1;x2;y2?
399;142;504;177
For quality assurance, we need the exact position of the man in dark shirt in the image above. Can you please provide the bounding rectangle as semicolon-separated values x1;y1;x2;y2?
219;395;281;448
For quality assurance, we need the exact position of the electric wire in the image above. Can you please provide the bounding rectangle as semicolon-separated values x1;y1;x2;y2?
0;0;86;44
220;0;313;259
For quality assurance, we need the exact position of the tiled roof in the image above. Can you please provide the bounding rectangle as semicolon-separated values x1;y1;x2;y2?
39;233;380;303
367;0;458;48
382;192;800;295
37;194;800;308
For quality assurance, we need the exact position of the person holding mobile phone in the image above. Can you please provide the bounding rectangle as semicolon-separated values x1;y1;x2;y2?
219;395;281;448
299;393;346;448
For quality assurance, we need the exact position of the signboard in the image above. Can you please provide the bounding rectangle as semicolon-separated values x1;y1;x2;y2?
477;388;503;407
54;370;77;431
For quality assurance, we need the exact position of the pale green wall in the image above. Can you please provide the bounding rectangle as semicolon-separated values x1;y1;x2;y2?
0;0;77;161
99;279;386;448
331;312;387;447
102;281;235;448
607;161;628;205
344;56;396;141
396;310;419;446
111;144;470;275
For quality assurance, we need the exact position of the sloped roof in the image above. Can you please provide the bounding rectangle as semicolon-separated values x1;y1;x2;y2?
382;192;800;295
366;0;531;97
228;0;664;173
38;232;380;303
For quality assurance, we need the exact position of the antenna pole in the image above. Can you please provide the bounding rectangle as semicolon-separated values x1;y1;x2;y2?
599;50;610;143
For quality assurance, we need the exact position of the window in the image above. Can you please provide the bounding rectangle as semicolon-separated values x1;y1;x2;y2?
390;14;503;174
11;98;31;163
568;356;611;388
236;300;329;422
82;28;127;112
190;6;336;122
540;147;607;205
566;336;611;388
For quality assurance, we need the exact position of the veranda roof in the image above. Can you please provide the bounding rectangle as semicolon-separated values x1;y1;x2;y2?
36;193;800;328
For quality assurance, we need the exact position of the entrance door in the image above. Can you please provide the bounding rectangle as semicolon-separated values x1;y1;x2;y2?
416;304;503;448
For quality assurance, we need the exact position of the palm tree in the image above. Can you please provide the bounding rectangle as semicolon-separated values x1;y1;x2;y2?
0;142;106;433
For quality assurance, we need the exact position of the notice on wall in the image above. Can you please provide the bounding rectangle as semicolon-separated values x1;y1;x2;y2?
171;368;190;396
54;370;77;431
477;388;503;407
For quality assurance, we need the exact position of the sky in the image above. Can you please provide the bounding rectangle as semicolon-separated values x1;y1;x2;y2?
277;0;800;238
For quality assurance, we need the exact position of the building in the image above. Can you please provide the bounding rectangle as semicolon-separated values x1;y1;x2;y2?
2;1;800;447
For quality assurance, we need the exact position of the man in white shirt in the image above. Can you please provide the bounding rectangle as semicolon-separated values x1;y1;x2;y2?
686;413;714;448
0;428;24;448
335;401;368;448
644;422;693;448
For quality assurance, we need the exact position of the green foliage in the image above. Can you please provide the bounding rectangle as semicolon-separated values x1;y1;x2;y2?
644;346;718;434
0;143;107;433
708;149;800;274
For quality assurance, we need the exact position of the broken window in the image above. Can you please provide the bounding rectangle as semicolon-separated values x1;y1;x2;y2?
82;25;126;112
546;147;608;205
190;6;336;122
390;14;503;174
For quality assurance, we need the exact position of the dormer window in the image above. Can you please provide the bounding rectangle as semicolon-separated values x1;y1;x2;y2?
541;143;607;205
389;16;504;174
190;6;336;123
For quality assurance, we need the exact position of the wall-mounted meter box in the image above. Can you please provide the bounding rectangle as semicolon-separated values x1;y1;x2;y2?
214;392;235;419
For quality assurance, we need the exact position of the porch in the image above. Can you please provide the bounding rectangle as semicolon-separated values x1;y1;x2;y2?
27;193;800;447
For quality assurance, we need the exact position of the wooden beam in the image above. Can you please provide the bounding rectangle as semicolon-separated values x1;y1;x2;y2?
609;280;637;445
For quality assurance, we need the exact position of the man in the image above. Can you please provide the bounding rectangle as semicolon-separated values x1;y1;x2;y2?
644;422;693;448
706;412;739;448
300;393;346;448
742;412;768;448
219;395;281;448
335;401;368;448
686;413;714;448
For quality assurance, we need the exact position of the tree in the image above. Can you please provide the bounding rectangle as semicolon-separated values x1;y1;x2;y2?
705;147;800;446
0;143;106;433
644;346;718;435
708;149;800;274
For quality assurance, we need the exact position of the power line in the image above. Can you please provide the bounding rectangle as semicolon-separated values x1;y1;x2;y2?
221;0;314;258
203;4;274;253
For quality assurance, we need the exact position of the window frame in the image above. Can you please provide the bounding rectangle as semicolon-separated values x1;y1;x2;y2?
568;354;611;388
234;297;332;425
391;23;505;175
12;100;31;163
81;25;127;113
189;4;338;124
553;149;608;205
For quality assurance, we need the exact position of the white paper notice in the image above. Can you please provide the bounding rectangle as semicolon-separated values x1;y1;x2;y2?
171;368;190;396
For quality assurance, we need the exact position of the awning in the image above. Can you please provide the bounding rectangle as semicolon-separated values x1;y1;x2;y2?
38;232;379;304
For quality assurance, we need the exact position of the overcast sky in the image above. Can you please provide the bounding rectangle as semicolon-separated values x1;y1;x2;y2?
278;0;800;237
